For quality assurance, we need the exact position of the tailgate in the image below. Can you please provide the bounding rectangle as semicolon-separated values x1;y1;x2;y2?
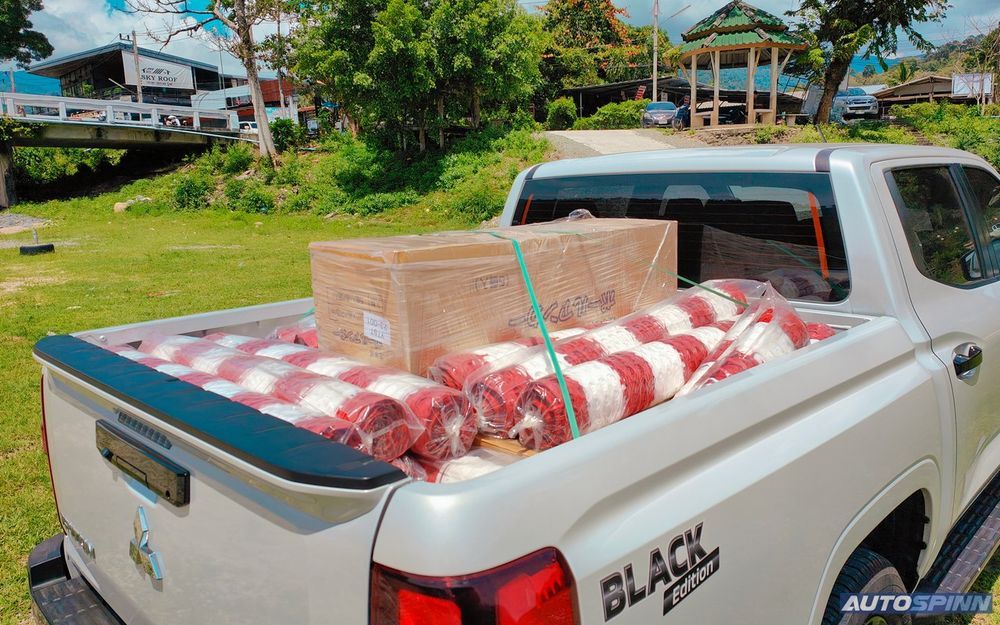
36;335;405;625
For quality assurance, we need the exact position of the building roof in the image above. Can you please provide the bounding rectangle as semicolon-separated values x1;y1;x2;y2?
872;75;950;98
679;0;807;58
29;42;217;78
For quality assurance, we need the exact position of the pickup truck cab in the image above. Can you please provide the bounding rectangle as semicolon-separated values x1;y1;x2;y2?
28;145;1000;625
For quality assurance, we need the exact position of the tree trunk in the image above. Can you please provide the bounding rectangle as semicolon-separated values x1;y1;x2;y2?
233;0;277;160
816;57;851;124
471;89;481;129
437;95;445;149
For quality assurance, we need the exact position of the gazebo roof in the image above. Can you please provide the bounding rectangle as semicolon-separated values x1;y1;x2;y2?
679;0;807;58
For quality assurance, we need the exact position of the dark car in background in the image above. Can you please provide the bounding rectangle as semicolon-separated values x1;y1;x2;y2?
641;101;678;128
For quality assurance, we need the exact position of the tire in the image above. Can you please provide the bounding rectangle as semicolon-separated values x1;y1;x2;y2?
822;548;911;625
19;243;55;256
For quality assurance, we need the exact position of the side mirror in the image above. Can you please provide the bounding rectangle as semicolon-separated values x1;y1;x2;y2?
961;248;982;281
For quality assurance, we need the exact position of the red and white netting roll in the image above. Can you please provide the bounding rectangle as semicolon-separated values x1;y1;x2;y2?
205;333;476;461
138;335;420;461
466;280;757;437
513;323;731;451
417;448;519;483
426;328;587;391
677;289;810;394
104;345;352;430
807;322;836;343
270;314;319;348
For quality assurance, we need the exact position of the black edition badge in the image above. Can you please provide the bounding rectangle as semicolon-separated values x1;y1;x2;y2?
600;523;719;620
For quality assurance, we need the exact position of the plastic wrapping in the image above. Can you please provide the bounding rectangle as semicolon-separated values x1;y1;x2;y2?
205;333;476;461
139;334;421;461
807;321;836;343
512;322;733;450
418;448;520;483
104;345;343;426
465;280;761;437
676;286;810;394
270;314;319;348
389;454;429;481
309;217;678;374
426;327;587;391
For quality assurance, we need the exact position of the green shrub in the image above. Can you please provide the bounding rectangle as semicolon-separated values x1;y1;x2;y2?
222;143;255;174
344;191;419;216
198;144;226;173
270;118;307;153
753;125;788;144
230;184;274;214
13;147;126;185
572;99;649;130
173;174;212;210
546;98;577;130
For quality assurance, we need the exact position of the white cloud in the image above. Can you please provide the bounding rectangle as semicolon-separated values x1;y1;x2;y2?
15;0;280;77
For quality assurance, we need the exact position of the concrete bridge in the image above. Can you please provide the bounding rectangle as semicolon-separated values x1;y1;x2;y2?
0;92;253;207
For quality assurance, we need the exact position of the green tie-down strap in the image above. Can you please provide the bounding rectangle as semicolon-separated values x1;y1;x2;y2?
508;237;582;440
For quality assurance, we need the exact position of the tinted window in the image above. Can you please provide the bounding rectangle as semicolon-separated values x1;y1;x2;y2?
888;166;984;285
962;166;1000;272
515;172;849;302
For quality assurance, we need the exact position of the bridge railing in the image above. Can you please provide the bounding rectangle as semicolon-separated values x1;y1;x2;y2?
0;92;240;133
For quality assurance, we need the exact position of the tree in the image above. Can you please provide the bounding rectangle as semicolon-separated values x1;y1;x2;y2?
964;21;1000;113
861;64;875;79
788;0;948;123
126;0;279;159
0;0;53;68
540;0;629;50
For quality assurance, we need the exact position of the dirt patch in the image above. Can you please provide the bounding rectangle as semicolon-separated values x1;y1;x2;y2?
0;273;66;297
0;213;47;235
695;126;799;146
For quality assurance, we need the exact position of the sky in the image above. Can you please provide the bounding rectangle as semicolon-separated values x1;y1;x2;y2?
3;0;1000;84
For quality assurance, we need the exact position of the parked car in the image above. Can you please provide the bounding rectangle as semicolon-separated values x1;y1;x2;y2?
834;87;880;120
27;145;1000;625
239;121;259;134
641;101;678;128
671;101;747;129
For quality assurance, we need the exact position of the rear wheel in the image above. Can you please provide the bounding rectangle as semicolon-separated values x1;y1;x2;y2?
821;548;911;625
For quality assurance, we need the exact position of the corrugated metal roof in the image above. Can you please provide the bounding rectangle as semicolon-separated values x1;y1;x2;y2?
679;29;806;54
684;0;792;42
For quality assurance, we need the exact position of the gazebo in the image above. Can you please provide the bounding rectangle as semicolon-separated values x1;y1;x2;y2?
677;0;807;127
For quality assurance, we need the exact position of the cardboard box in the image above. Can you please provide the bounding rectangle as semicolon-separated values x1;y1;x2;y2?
310;218;677;373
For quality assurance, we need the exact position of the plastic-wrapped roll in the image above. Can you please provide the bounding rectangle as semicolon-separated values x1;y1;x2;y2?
138;335;418;461
389;454;429;481
466;280;756;437
104;346;350;431
677;289;810;394
426;328;587;390
205;333;476;461
514;324;730;450
807;322;836;343
418;448;519;483
270;314;320;348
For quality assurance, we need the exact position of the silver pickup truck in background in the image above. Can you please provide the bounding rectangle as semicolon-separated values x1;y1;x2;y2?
28;145;1000;625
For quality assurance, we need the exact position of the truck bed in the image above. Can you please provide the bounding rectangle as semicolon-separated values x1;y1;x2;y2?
35;297;878;625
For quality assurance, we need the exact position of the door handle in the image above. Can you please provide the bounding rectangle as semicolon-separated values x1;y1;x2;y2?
953;343;983;380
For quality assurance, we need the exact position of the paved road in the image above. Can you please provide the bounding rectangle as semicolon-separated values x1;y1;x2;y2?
543;128;702;159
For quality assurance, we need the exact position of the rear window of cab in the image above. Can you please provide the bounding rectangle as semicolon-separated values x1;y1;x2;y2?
514;171;849;303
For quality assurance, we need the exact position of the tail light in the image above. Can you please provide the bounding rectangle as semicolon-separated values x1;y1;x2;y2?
371;548;577;625
40;375;61;518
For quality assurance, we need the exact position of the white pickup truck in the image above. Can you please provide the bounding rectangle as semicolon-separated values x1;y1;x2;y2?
27;145;1000;625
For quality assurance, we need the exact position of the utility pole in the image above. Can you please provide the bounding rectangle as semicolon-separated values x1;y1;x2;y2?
652;0;659;102
276;9;286;118
131;30;143;104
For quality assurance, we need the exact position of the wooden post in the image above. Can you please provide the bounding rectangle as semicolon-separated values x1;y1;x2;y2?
690;53;700;128
769;47;779;124
712;49;720;126
746;48;757;125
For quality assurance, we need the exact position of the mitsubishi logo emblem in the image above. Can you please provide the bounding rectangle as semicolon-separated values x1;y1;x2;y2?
129;506;163;581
